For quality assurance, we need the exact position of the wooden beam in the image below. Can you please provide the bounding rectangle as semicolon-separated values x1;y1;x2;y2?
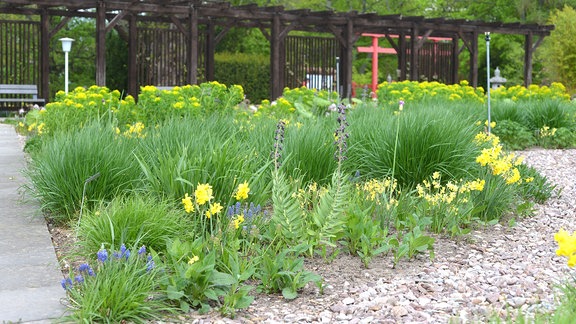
47;16;71;38
105;9;128;33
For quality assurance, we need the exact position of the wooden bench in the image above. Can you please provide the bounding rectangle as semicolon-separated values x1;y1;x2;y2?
0;84;46;112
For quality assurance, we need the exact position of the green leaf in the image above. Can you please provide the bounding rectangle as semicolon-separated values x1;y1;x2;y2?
166;285;185;300
282;287;298;300
211;271;236;286
204;289;219;301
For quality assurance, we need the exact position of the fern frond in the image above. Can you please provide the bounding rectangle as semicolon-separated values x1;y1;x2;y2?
308;171;350;248
270;170;305;244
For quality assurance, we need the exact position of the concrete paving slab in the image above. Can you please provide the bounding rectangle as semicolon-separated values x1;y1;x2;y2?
0;123;67;323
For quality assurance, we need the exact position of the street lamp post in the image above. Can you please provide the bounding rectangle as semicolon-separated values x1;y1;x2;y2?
59;38;74;94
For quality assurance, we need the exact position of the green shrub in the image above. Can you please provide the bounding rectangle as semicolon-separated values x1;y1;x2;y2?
214;52;270;103
492;119;535;150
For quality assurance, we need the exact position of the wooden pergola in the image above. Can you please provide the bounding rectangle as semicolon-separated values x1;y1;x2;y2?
0;0;554;100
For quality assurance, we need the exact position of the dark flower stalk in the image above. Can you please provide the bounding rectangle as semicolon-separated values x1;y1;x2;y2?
271;120;286;171
334;104;350;169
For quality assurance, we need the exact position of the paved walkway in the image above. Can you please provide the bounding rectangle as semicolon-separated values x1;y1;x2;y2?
0;123;67;323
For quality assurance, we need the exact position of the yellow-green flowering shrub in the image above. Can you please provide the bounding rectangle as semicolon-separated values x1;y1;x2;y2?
376;80;485;105
256;86;339;118
24;82;245;136
491;82;571;102
32;86;125;136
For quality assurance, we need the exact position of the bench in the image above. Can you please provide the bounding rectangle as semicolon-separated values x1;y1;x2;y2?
0;84;46;112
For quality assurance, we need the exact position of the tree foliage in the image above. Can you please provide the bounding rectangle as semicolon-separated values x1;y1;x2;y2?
538;5;576;92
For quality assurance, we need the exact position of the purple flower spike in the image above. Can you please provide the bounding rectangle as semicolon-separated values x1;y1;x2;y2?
61;278;73;290
146;255;155;272
78;263;95;276
97;249;108;262
123;249;131;260
120;244;127;254
75;275;84;284
138;246;146;256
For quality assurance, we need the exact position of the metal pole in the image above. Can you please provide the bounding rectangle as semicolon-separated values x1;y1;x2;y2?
485;32;491;134
64;51;69;94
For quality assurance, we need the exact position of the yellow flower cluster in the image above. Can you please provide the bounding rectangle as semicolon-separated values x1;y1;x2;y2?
492;82;571;102
182;193;194;213
235;181;250;201
554;229;576;267
194;183;213;206
416;174;483;207
26;122;46;135
122;122;146;138
231;214;245;229
188;255;200;265
356;178;398;210
358;178;397;201
474;132;524;185
377;80;485;105
205;202;223;219
540;125;557;138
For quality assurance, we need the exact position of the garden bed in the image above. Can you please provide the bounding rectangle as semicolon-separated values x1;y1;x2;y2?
47;148;575;323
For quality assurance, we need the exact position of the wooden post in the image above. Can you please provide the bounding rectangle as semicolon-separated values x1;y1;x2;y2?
128;14;138;97
524;33;533;87
451;34;459;84
270;14;282;99
40;10;50;101
205;21;215;82
95;0;107;86
343;19;354;99
187;7;199;85
398;32;407;81
469;32;478;88
409;26;419;81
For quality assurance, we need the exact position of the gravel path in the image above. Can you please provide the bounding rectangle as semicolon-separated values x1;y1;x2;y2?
183;148;576;323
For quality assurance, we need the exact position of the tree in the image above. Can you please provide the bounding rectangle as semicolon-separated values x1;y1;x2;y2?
538;5;576;92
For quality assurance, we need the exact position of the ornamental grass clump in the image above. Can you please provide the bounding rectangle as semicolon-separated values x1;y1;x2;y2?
77;194;188;257
24;122;142;224
347;101;479;189
60;245;169;323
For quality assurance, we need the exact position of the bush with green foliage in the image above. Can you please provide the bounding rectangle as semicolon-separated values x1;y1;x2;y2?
214;52;270;103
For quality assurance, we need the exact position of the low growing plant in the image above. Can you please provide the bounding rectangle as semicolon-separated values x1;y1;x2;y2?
60;245;169;323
